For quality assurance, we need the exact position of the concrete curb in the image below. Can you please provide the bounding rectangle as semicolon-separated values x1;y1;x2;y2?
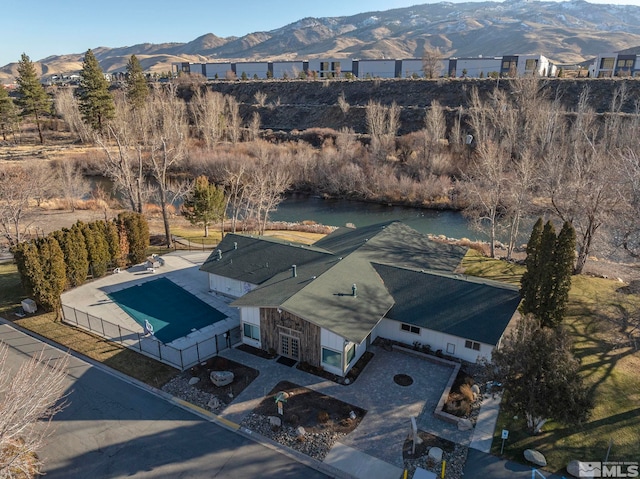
0;316;354;479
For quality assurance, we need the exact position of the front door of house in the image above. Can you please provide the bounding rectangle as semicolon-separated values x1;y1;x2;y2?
280;333;300;360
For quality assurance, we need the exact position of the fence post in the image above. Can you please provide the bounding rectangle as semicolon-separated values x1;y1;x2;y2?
118;325;122;343
157;341;161;360
73;306;78;325
138;333;142;352
100;317;105;336
196;341;200;364
180;349;184;370
215;333;219;353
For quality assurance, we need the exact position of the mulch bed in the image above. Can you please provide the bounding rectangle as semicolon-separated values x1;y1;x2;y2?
188;356;259;406
253;380;366;434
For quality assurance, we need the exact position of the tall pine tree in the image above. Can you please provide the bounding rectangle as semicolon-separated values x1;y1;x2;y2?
520;219;576;328
125;54;149;110
0;85;19;142
548;222;576;327
520;218;544;316
16;53;51;144
79;49;115;131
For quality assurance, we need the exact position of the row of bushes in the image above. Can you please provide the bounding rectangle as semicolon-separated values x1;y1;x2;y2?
13;212;149;314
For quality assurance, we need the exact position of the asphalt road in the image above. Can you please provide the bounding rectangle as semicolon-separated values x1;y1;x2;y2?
0;322;330;479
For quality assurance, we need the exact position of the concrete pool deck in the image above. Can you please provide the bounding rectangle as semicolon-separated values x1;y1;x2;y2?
60;251;239;349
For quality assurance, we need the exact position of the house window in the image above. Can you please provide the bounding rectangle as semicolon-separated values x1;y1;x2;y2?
525;59;537;71
400;323;421;335
243;323;260;341
446;343;455;354
346;343;356;365
600;58;615;69
465;340;480;351
322;348;342;369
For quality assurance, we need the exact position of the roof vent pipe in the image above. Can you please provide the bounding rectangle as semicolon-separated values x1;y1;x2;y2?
216;249;222;260
234;242;238;250
352;283;357;298
292;265;297;278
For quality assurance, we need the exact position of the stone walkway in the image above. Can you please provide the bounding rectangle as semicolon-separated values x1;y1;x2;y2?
219;344;474;472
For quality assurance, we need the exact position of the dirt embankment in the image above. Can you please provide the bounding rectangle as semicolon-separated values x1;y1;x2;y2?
198;78;640;135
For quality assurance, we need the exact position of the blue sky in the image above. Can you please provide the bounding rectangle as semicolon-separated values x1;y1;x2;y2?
3;0;639;67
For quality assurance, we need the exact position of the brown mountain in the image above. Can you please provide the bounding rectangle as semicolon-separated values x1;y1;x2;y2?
2;0;640;82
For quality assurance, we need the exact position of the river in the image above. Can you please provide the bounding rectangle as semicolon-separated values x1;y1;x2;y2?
271;195;483;241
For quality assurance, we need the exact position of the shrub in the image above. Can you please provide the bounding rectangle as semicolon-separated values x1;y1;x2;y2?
317;410;330;423
459;383;475;403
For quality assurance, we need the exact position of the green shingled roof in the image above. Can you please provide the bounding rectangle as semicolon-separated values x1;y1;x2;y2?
205;222;518;344
373;263;521;345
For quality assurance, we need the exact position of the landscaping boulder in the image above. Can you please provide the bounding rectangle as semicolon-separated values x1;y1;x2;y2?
566;460;582;478
268;416;282;430
428;447;443;463
188;377;200;385
471;384;481;395
207;397;220;410
457;418;473;431
524;449;547;467
210;370;234;387
295;426;306;439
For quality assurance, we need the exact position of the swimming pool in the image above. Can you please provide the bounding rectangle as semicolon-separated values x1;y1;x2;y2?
108;277;227;343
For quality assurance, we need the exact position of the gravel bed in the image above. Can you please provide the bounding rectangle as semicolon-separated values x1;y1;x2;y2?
162;375;227;415
241;412;347;461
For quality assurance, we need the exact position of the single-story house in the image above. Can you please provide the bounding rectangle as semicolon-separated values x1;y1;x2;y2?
200;221;521;377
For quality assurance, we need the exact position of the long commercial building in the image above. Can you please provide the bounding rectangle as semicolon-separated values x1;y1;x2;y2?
173;54;557;80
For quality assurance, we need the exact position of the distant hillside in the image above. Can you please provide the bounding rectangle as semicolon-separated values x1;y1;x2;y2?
2;0;640;82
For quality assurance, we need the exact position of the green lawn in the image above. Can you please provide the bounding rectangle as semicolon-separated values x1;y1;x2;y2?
463;252;640;473
0;263;23;317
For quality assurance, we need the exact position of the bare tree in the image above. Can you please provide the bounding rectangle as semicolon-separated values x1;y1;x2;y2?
143;87;190;247
462;141;509;258
54;159;90;212
225;95;241;144
190;89;226;148
542;87;622;274
0;345;69;478
0;164;37;246
96;97;148;213
54;88;91;143
365;100;400;159
422;45;443;79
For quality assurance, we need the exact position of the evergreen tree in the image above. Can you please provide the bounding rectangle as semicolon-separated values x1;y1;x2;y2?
548;222;576;327
16;53;51;144
116;212;149;264
182;175;226;237
34;236;66;313
78;49;115;131
520;218;544;316
536;221;557;325
78;221;110;278
520;219;575;328
490;318;592;434
125;55;149;110
12;241;42;299
101;220;121;266
52;226;89;289
0;85;19;142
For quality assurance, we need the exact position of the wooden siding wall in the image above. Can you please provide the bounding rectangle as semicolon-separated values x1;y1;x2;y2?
261;308;321;367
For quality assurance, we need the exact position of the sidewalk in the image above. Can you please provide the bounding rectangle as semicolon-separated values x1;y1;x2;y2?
469;392;502;452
